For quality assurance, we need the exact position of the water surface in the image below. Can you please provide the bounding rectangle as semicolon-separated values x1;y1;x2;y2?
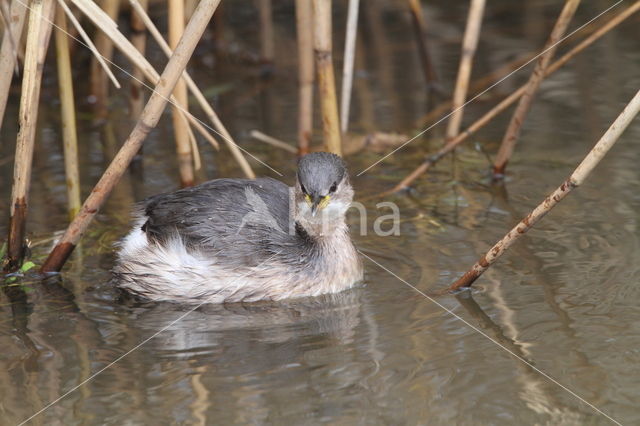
1;1;639;424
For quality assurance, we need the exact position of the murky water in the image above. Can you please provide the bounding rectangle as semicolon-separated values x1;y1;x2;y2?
1;1;640;424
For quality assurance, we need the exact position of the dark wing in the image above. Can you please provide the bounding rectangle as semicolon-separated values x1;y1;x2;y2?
139;177;298;266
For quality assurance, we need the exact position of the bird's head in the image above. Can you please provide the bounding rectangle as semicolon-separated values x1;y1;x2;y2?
294;152;353;232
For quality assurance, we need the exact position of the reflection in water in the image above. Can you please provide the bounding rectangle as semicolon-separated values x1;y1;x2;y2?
114;290;369;425
1;278;377;424
456;291;583;424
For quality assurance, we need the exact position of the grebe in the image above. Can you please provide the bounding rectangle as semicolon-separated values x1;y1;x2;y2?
113;152;363;304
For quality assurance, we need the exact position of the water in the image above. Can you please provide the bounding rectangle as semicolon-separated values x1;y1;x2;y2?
1;1;640;424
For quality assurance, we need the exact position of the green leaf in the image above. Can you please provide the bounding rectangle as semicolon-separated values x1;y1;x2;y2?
19;261;36;273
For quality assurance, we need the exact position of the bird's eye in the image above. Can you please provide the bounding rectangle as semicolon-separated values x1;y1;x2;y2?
300;182;308;194
329;182;337;193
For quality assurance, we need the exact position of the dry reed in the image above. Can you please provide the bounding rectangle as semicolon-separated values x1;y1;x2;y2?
492;0;581;177
295;0;314;155
313;0;341;155
128;0;257;178
128;0;147;120
89;0;120;118
445;0;485;141
407;0;439;90
42;0;222;273
169;0;194;187
386;2;640;195
56;0;120;89
54;4;81;219
5;0;55;272
250;130;297;154
0;0;28;132
340;0;359;135
73;0;228;172
258;0;274;63
449;87;640;291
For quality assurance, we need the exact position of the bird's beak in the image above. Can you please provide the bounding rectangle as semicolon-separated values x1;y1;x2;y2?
310;195;330;216
311;198;321;216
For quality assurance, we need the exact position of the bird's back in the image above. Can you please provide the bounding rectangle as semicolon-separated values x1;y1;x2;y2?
139;177;298;267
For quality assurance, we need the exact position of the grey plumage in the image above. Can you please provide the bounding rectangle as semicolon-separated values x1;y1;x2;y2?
297;152;346;198
141;177;296;266
113;153;363;304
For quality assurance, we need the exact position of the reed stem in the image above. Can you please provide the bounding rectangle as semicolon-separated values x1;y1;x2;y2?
258;0;274;63
128;0;147;120
169;0;194;187
313;0;341;155
56;0;120;89
492;0;581;177
89;0;120;118
74;0;236;174
340;0;359;135
127;0;147;174
0;0;28;133
449;87;640;291
445;0;485;141
249;130;297;154
407;0;438;90
54;4;81;220
387;2;640;195
5;0;55;272
295;0;314;155
41;0;222;273
128;0;255;178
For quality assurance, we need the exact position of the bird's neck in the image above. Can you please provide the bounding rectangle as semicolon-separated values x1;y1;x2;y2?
295;214;348;240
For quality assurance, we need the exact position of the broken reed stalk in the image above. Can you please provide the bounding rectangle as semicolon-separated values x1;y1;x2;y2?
75;0;239;175
54;4;81;220
0;0;28;132
128;0;148;120
407;0;438;90
295;0;313;155
89;0;120;118
56;0;120;90
41;0;222;273
387;2;640;195
313;0;342;155
125;2;245;176
127;0;256;178
492;0;581;177
249;130;297;154
339;0;359;135
5;0;55;272
444;0;485;141
169;0;194;187
258;0;274;63
417;52;534;128
449;87;640;291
